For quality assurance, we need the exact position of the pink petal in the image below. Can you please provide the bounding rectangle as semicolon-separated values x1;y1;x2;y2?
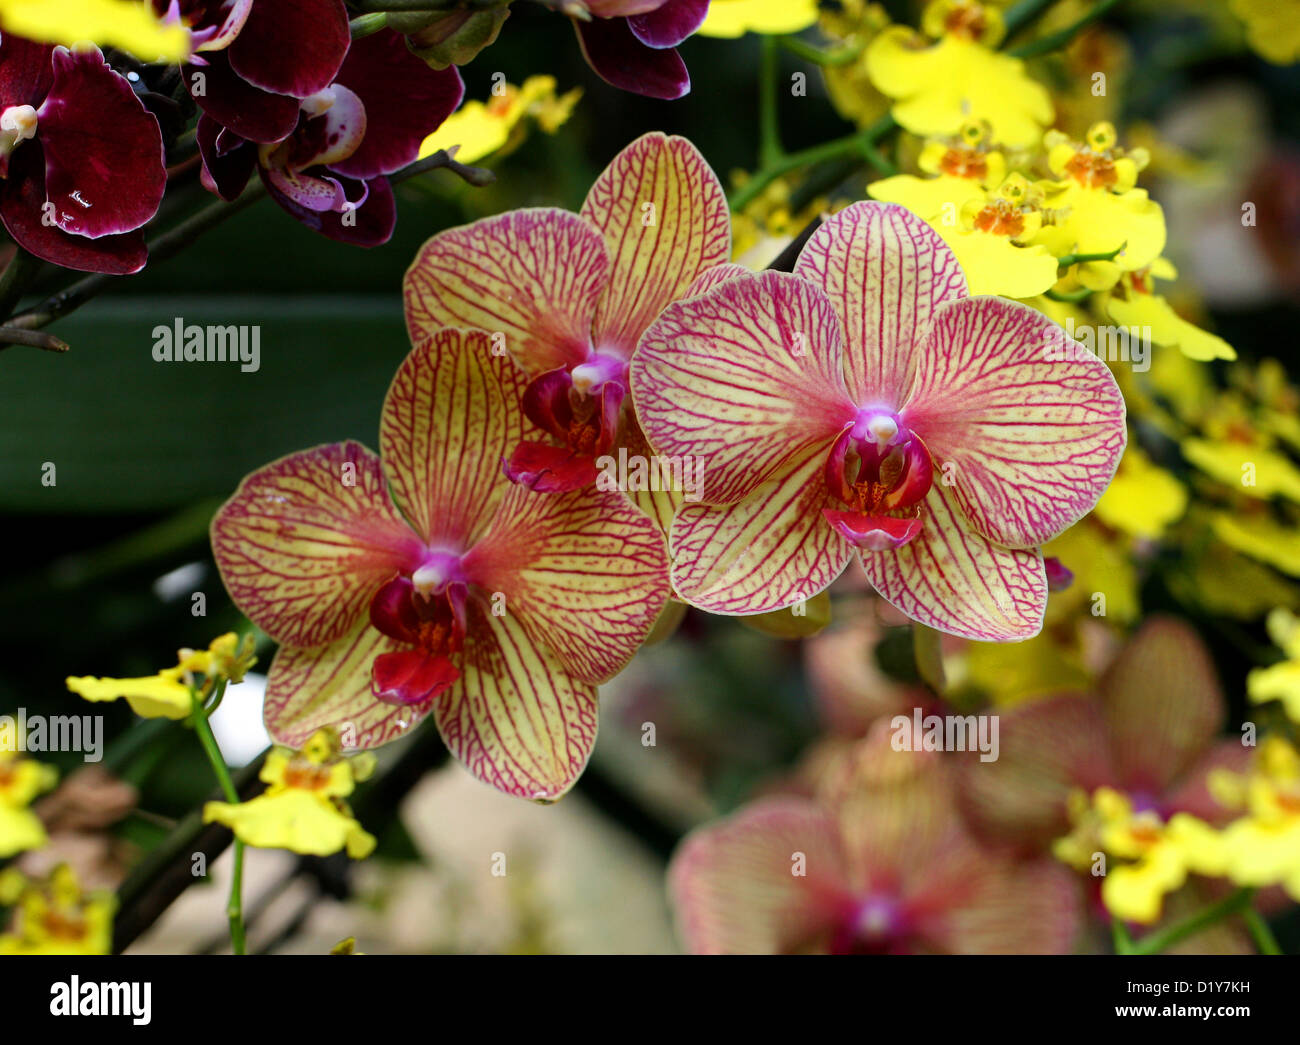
328;28;464;180
902;296;1127;550
37;47;165;238
1099;617;1226;795
685;262;750;297
794;201;967;406
379;327;531;549
227;0;349;99
403;207;610;376
186;51;300;144
573;18;690;100
502;442;600;493
461;485;671;686
627;0;709;48
669;452;853;615
434;601;599;802
371;649;459;706
0;145;146;274
210;441;424;649
581;132;730;356
823;510;922;550
264;617;426;750
262;168;396;246
857;482;1047;641
196;114;254;201
668;798;852;954
631;271;856;507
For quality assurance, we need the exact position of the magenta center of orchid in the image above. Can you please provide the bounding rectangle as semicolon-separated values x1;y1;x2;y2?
822;409;935;552
834;893;910;954
570;350;627;396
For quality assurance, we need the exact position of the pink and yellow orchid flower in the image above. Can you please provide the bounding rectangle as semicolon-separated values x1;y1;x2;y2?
630;201;1127;641
211;328;671;801
403;131;731;532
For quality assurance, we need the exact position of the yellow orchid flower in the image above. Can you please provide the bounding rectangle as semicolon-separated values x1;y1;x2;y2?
866;0;1052;148
868;120;1007;219
1212;512;1300;578
420;76;581;166
697;0;820;37
203;728;377;859
1246;608;1300;722
1183;439;1300;504
66;632;254;720
1230;0;1300;66
1092;443;1189;539
1209;738;1300;900
1102;259;1236;362
0;865;115;955
0;0;190;62
1034;122;1166;286
0;750;57;858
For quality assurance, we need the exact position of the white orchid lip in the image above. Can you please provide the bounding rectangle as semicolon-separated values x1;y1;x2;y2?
570;351;626;395
411;550;465;597
0;104;38;147
299;87;337;118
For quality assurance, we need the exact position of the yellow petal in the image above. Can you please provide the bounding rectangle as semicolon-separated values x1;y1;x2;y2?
1106;292;1235;362
203;792;375;858
935;225;1059;297
0;0;190;62
697;0;820;38
1182;439;1300;501
65;672;193;720
1092;445;1188;538
0;807;48;859
867;173;985;222
1212;513;1300;577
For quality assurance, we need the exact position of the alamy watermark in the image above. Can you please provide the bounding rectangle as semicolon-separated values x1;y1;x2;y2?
595;447;704;502
890;707;1000;763
1046;318;1150;373
152;317;261;373
0;709;103;763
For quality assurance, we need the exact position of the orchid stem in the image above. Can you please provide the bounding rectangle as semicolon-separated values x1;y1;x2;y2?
758;36;783;168
778;35;865;68
191;679;247;956
1242;907;1283;955
1009;0;1126;59
1127;887;1259;955
0;247;42;321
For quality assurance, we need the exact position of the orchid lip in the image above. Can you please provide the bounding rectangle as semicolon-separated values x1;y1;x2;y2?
411;549;466;597
851;408;901;448
0;105;38;156
570;350;627;395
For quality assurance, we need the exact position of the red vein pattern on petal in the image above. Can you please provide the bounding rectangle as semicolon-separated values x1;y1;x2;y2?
380;328;530;548
403;207;609;376
794;201;967;406
902;296;1127;549
631;271;856;507
211;441;423;648
669;798;852;955
434;602;598;802
1098;616;1225;795
669;452;853;615
857;482;1047;641
263;617;422;750
462;485;671;685
685;262;750;298
581;132;729;355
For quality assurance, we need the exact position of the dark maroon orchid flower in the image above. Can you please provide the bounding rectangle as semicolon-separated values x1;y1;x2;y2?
196;28;463;246
571;0;709;100
160;0;351;143
0;35;165;274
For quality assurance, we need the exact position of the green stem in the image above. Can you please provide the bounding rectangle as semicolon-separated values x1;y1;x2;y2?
1111;917;1135;955
1045;286;1093;304
729;113;898;212
1242;907;1283;955
758;36;783;168
1128;887;1255;956
190;680;246;955
349;12;388;38
0;247;43;321
777;35;865;68
1002;0;1063;41
1056;242;1126;268
1009;0;1125;59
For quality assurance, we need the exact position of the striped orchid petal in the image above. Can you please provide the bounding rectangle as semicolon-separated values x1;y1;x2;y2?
263;618;422;750
794;201;967;406
462;484;671;685
670;453;853;615
902;296;1127;550
437;602;599;801
210;441;424;648
857;482;1047;641
669;798;852;954
379;327;530;548
581;132;730;357
631;271;855;507
403;208;610;376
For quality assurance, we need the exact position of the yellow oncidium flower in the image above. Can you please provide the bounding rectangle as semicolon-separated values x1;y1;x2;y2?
65;632;255;720
1208;737;1300;900
866;0;1052;148
420;76;581;166
1212;512;1300;579
697;0;820;37
1034;122;1165;288
0;865;115;955
869;120;1007;219
1054;787;1224;924
203;728;377;859
0;750;57;858
1230;0;1300;66
1101;259;1236;362
0;0;190;62
941;174;1061;297
1092;443;1189;539
1247;609;1300;722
